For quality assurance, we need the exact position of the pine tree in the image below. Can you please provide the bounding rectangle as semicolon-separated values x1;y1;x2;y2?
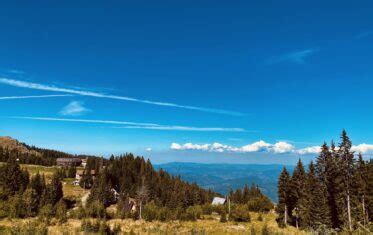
49;173;64;205
327;141;342;229
336;130;355;230
290;159;307;229
366;159;373;222
0;158;29;198
276;167;291;227
88;168;114;207
137;176;149;220
243;184;250;203
307;161;330;229
353;153;368;226
315;143;329;183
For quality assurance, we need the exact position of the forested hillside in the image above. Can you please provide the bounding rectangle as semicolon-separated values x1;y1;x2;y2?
277;130;373;232
0;136;96;166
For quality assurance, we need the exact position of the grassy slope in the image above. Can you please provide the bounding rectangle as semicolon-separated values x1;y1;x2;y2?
0;213;307;235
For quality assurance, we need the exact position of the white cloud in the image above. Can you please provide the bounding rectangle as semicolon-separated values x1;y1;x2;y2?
297;146;321;155
272;141;295;153
0;78;243;116
351;144;373;153
170;141;373;155
0;94;72;100
145;148;152;152
171;143;211;151
170;143;182;150
11;116;242;132
170;140;294;154
59;101;90;116
240;140;271;152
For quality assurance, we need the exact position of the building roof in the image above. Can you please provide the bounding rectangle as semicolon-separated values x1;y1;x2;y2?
212;197;226;205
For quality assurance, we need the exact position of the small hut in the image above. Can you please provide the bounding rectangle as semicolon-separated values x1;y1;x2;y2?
212;197;226;205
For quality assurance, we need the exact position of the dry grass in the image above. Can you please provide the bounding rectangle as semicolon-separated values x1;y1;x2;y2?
0;213;309;234
20;164;58;178
62;179;89;201
51;213;307;234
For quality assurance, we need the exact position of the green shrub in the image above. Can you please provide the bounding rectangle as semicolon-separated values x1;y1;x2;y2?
98;221;111;234
38;204;53;224
81;219;100;233
220;211;227;223
8;193;27;218
211;204;226;214
158;207;171;222
246;196;273;212
55;200;67;224
185;205;202;221
143;201;158;221
201;203;213;215
86;200;106;218
0;200;8;218
70;206;86;219
230;205;251;222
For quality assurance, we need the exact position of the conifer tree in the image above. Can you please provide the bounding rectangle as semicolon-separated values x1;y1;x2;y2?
307;161;330;229
276;167;291;227
366;159;373;222
336;130;355;230
353;153;368;226
0;158;29;198
327;141;342;228
88;168;114;207
289;159;307;229
49;173;64;205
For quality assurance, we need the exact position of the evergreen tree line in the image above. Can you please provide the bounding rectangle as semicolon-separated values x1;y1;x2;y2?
88;154;217;207
276;130;373;232
0;157;66;222
0;143;98;166
85;154;217;219
0;146;56;166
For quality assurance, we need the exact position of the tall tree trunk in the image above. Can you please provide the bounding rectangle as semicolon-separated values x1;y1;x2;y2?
284;205;287;225
228;198;231;216
362;195;366;226
347;192;352;231
139;200;142;220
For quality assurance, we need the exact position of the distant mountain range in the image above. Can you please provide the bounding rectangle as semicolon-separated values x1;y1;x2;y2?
155;162;294;202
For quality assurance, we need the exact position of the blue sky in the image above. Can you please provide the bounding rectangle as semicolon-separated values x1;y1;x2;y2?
1;1;373;164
